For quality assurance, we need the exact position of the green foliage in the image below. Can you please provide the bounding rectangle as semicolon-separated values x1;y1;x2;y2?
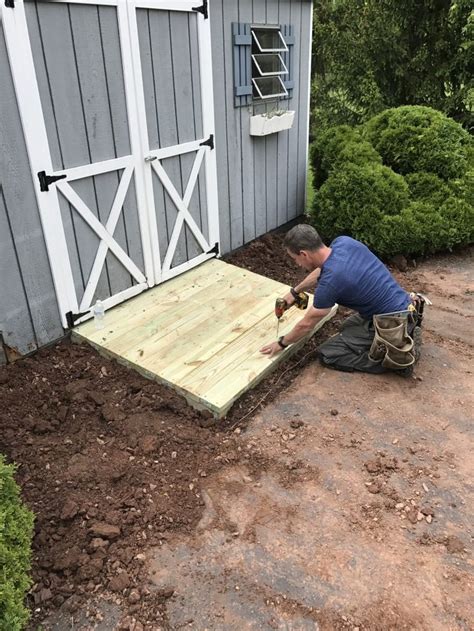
310;125;381;187
312;0;474;131
405;172;453;207
0;456;34;631
309;107;474;258
363;106;473;180
311;163;409;251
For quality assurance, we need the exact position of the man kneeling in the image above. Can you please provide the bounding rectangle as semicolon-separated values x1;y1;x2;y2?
260;224;426;376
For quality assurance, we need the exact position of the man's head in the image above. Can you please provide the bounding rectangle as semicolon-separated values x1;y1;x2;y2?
284;224;328;271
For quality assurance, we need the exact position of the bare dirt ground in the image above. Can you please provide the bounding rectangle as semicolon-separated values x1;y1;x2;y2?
0;231;472;630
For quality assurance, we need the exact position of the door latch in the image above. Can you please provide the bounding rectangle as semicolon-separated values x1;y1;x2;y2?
145;156;157;162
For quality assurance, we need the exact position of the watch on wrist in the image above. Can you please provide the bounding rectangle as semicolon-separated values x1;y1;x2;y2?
278;336;288;349
290;287;299;300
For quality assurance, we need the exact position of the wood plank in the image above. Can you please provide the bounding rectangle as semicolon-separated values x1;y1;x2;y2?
74;259;338;418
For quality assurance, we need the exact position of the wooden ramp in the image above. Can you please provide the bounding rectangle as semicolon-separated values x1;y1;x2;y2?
72;259;337;418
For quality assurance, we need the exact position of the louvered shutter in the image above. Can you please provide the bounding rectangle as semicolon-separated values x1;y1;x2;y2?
232;23;252;107
281;24;295;99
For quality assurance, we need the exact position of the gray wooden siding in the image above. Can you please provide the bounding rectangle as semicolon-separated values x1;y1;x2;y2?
211;0;312;254
0;19;63;357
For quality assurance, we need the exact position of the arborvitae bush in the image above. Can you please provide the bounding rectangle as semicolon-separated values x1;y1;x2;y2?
309;106;474;258
313;164;409;251
310;125;380;187
0;456;34;631
363;106;472;180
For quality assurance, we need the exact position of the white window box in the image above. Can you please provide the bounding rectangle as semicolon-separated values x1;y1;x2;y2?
249;110;295;136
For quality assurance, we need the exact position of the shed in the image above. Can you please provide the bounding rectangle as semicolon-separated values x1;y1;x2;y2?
0;0;313;361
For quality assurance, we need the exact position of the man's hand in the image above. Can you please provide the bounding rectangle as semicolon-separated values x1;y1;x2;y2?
283;291;296;308
260;341;283;357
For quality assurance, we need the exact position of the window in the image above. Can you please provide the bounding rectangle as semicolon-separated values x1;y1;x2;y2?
232;22;294;107
251;27;288;100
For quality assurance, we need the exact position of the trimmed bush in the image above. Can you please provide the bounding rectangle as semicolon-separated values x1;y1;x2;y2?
0;456;34;631
309;106;474;258
311;163;409;251
310;125;380;188
363;106;473;180
405;172;452;207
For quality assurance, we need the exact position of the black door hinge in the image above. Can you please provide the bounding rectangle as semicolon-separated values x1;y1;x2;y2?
5;0;15;8
65;310;90;329
200;134;214;150
192;0;208;19
37;171;67;192
207;242;219;256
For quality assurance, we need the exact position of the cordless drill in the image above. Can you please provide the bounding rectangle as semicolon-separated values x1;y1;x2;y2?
275;289;309;337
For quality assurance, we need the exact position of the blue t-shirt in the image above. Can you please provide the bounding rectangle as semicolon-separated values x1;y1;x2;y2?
314;236;410;319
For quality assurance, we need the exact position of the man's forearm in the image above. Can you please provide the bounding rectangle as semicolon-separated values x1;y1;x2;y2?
282;316;322;346
293;268;321;294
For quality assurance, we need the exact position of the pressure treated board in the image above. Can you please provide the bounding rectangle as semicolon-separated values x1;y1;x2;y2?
72;259;337;418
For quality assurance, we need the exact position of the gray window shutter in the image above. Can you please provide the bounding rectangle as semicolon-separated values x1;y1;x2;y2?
281;24;295;100
232;23;252;107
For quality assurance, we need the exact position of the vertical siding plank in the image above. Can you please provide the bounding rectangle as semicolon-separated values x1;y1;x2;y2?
0;187;37;356
264;0;279;233
297;0;312;215
210;0;231;254
252;0;267;238
286;0;301;220
278;2;291;226
238;0;256;245
0;23;63;350
224;3;244;250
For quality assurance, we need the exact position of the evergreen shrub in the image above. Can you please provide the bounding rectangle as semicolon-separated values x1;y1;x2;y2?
309;106;474;258
0;456;34;631
363;106;472;180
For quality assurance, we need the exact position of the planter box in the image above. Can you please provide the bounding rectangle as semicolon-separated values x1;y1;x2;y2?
249;110;295;136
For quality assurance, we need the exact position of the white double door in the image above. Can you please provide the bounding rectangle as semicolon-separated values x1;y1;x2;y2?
2;0;219;327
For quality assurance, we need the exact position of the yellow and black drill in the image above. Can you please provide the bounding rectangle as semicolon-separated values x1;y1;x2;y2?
274;290;309;337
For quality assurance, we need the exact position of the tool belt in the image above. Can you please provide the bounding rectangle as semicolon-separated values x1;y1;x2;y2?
368;313;415;370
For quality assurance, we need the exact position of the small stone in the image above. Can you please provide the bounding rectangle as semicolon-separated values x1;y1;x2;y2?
128;589;141;604
89;522;121;540
234;427;241;434
426;515;432;524
392;439;399;445
171;451;177;459
330;409;339;416
108;571;130;592
422;483;429;493
60;499;79;521
445;535;465;553
90;538;109;550
243;475;253;483
290;419;304;429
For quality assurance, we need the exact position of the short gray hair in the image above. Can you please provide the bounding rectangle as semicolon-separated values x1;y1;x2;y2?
284;224;324;254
